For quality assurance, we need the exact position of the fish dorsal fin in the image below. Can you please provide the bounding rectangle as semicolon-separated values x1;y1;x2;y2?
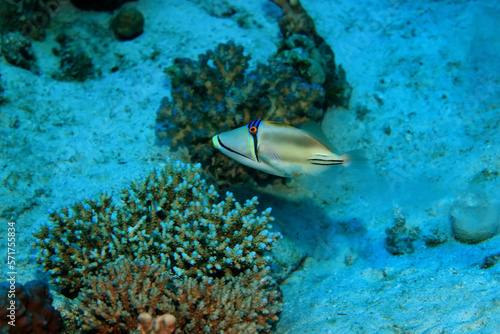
300;121;338;153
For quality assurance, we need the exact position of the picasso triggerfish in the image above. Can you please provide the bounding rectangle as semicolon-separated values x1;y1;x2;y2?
212;120;366;178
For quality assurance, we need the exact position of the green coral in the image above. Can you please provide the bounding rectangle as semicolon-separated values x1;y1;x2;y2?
156;41;325;186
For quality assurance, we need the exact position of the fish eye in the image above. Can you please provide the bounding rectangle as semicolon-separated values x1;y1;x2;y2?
249;126;258;134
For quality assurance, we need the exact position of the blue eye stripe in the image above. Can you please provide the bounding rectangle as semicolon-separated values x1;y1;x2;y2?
248;119;262;130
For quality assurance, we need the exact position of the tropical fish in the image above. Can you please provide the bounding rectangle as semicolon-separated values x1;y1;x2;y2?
212;119;366;178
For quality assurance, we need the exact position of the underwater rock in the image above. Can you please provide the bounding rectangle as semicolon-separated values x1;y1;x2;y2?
111;8;145;41
70;0;131;11
450;193;500;244
0;32;38;72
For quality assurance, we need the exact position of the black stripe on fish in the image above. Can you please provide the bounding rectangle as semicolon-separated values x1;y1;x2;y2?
309;158;344;166
217;136;254;161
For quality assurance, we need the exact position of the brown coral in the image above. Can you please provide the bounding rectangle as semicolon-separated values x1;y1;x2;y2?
77;257;281;333
0;280;63;334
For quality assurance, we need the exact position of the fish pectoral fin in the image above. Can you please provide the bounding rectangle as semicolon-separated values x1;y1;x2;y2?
259;151;286;172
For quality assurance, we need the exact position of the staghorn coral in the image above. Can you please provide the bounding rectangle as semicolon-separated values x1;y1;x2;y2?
156;41;325;186
0;280;63;333
77;257;281;333
34;159;281;296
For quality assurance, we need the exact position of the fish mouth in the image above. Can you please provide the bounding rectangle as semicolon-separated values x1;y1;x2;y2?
216;135;254;161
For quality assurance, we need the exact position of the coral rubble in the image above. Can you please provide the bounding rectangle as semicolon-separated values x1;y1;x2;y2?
0;280;63;334
156;41;325;186
385;215;421;256
34;159;282;332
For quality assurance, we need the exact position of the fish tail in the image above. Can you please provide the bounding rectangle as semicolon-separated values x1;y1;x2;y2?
341;149;368;168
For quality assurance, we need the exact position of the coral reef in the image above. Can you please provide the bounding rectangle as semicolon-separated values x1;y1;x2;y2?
78;257;280;333
34;159;281;332
111;8;145;41
0;280;63;334
385;215;421;256
52;293;79;334
0;31;38;72
0;0;59;40
271;0;351;107
156;41;325;186
51;33;96;82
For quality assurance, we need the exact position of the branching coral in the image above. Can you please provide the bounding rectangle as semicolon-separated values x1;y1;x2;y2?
156;41;325;186
77;257;281;333
34;159;282;333
35;160;279;296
